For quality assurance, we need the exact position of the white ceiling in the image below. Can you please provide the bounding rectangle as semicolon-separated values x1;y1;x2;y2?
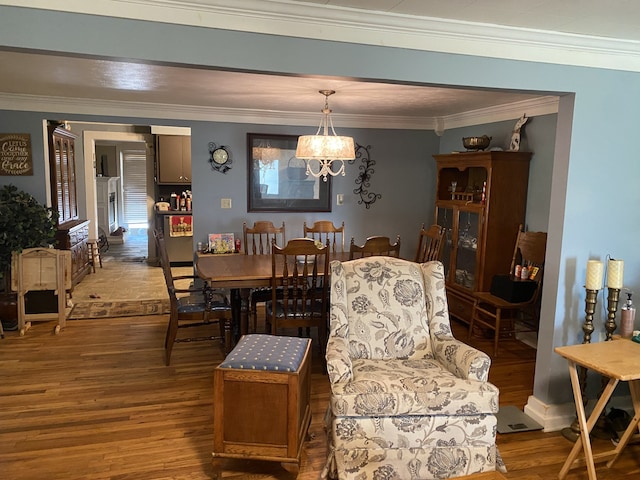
1;0;637;129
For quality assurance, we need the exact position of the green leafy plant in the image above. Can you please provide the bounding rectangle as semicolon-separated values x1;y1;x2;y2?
0;185;58;291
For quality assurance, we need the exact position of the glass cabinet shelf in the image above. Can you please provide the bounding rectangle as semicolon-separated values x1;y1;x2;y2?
436;205;481;291
437;166;487;203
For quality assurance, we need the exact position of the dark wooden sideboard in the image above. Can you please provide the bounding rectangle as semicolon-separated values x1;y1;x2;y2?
55;219;91;287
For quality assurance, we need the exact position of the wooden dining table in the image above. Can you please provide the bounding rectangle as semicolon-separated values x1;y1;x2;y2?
195;252;351;337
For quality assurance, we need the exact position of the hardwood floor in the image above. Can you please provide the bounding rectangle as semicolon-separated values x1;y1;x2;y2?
1;312;639;479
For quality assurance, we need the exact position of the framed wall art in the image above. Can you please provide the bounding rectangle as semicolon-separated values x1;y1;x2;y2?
247;133;331;212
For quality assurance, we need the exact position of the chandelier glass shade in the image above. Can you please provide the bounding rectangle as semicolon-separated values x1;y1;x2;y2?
296;90;355;181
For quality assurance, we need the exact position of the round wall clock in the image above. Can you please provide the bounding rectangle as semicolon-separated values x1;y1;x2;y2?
208;142;232;173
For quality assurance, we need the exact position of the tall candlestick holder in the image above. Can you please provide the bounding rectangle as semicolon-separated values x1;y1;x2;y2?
561;287;598;442
589;286;623;439
604;287;621;340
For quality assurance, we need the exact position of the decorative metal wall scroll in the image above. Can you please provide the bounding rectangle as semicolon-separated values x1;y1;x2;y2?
348;143;381;209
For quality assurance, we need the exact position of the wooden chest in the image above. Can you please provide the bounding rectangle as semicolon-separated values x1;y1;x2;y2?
212;335;312;477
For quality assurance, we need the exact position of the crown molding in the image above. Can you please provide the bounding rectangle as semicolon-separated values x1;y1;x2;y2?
0;92;434;129
440;95;560;131
0;92;558;132
2;0;640;72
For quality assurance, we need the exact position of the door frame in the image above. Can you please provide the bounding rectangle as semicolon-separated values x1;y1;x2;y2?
82;131;153;251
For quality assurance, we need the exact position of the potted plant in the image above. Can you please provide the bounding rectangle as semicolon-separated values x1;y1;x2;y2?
0;185;58;329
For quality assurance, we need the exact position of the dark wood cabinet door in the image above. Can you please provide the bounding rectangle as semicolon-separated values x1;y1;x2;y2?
157;135;191;184
48;125;78;224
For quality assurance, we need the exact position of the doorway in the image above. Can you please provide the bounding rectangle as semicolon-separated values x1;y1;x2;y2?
96;141;150;262
82;130;155;264
103;143;149;261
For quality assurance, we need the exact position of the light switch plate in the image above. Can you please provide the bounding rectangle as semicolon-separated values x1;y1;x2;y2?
336;194;344;205
221;198;232;209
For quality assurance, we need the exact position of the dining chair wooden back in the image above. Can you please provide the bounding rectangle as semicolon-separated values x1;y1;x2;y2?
414;224;445;263
267;238;330;358
468;224;547;356
349;235;401;260
303;220;345;253
242;221;286;333
153;229;233;365
243;221;286;255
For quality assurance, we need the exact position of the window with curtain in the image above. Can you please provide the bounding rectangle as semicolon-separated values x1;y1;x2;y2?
121;149;147;228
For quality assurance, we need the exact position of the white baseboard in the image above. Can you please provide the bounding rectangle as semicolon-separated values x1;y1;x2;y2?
524;394;633;432
524;395;576;432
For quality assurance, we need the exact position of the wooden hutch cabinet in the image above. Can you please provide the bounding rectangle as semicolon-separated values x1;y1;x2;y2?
433;151;531;324
48;125;91;286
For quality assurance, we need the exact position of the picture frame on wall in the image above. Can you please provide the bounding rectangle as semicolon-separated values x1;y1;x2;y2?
247;133;331;212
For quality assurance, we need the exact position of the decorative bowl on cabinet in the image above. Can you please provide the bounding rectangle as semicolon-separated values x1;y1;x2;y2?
462;135;491;151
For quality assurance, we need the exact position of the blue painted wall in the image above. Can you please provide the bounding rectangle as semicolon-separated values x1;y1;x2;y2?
2;6;639;408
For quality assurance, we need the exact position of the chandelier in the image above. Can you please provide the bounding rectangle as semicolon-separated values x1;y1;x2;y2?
295;90;355;181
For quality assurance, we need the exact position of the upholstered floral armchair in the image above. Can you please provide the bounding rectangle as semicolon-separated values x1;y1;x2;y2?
323;257;502;480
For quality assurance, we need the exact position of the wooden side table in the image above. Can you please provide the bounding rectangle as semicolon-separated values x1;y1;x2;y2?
555;340;640;479
212;334;312;478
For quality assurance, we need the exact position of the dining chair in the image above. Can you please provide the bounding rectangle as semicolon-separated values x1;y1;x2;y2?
303;220;345;253
266;238;330;359
243;221;286;255
243;221;286;333
414;223;445;263
348;235;401;260
153;229;233;365
468;224;547;356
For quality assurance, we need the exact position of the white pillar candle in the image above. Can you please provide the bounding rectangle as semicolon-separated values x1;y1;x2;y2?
607;259;624;289
586;260;604;290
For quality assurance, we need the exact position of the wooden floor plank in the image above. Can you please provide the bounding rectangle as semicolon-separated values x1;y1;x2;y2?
1;313;640;479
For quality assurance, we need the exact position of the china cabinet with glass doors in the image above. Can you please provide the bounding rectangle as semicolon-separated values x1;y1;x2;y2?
433;151;532;324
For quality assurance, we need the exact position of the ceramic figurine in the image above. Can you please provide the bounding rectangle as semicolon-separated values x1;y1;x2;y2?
510;114;529;151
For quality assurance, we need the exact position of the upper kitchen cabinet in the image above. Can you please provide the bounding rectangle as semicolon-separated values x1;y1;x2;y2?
156;135;191;184
433;151;531;324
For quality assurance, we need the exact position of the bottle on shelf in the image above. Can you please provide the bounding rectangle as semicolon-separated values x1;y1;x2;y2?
620;292;636;338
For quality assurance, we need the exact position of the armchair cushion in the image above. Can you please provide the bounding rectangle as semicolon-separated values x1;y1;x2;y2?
330;358;499;417
336;258;434;360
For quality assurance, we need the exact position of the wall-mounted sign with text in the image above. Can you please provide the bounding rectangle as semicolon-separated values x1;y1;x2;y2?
0;133;33;176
